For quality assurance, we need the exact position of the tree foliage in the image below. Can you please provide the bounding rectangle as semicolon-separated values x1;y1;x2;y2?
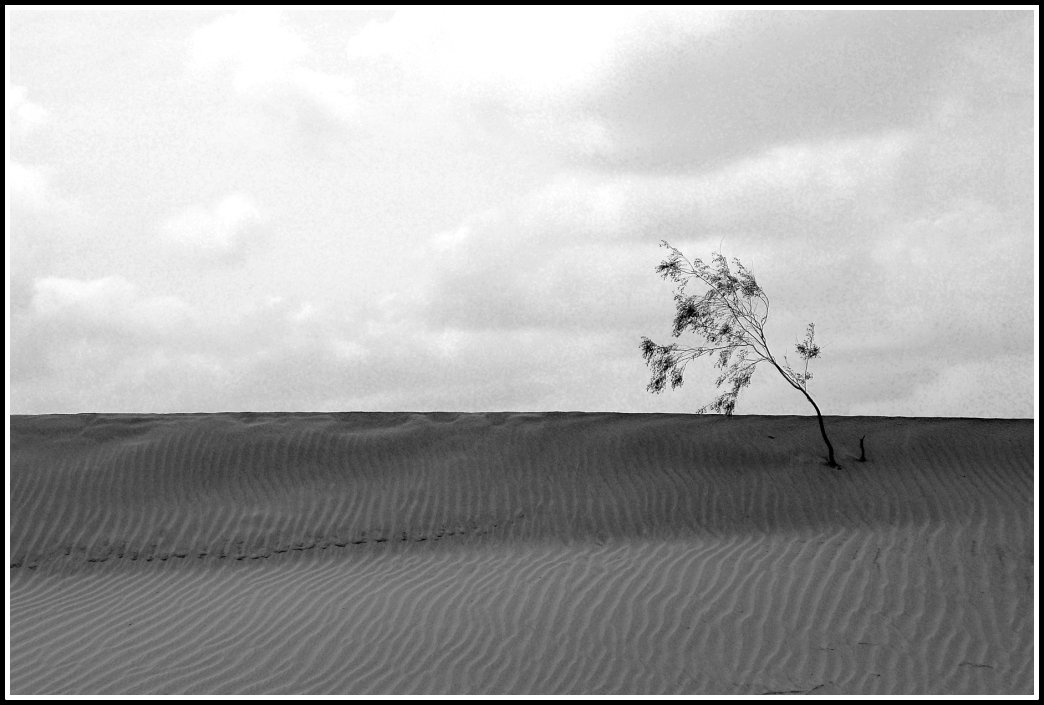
641;241;838;466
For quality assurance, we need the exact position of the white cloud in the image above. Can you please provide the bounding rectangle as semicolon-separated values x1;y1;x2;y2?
30;276;194;341
8;158;85;314
456;131;911;249
188;10;356;130
8;12;1033;418
347;8;631;104
345;10;1002;170
11;264;631;413
11;276;359;411
188;10;308;92
158;193;265;261
689;133;912;230
8;78;82;246
865;199;1033;353
8;160;83;221
12;276;197;392
8;85;48;135
343;8;731;158
394;109;1031;418
8;161;57;212
416;131;914;335
847;354;1033;418
347;8;732;105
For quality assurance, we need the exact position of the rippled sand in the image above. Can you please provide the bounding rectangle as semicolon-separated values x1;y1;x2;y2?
9;412;1034;694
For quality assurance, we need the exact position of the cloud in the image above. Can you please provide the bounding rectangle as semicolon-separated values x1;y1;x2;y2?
579;11;1032;170
188;10;356;132
188;10;308;90
8;11;1033;418
8;92;80;268
344;8;732;158
846;354;1034;418
415;130;913;333
688;133;912;231
9;269;632;413
11;277;349;411
864;199;1034;354
8;85;48;136
8;156;86;318
8;161;59;212
345;10;1029;172
345;8;716;106
28;276;194;341
11;275;196;387
391;102;1031;417
158;193;266;261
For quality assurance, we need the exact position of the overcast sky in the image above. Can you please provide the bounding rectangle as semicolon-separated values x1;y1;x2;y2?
7;9;1037;417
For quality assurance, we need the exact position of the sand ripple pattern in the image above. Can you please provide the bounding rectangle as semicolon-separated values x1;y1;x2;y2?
9;413;1034;694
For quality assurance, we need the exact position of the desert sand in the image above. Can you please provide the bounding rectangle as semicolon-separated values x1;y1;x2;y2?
8;412;1035;695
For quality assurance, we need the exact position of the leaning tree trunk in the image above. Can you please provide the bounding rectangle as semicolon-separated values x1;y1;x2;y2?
801;392;838;468
765;357;839;468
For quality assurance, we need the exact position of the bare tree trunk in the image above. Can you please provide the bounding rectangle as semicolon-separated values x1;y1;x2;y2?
801;392;838;468
765;357;838;468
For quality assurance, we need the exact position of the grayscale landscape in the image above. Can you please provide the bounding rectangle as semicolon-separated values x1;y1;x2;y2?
7;8;1036;697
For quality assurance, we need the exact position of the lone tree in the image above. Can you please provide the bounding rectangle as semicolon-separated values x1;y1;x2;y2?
640;240;838;468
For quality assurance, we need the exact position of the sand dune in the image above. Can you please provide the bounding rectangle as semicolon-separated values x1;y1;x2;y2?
8;413;1034;694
